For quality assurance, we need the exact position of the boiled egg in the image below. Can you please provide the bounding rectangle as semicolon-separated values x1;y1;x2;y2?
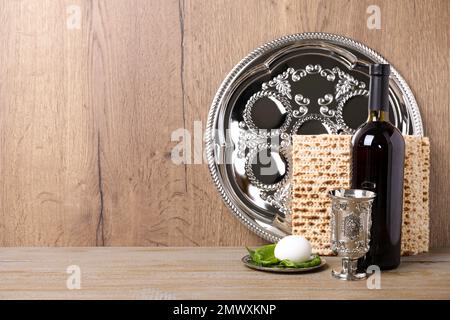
274;235;312;263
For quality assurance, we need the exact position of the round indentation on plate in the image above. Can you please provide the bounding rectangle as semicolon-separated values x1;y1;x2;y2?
243;91;292;131
291;114;338;135
335;89;369;133
245;146;290;191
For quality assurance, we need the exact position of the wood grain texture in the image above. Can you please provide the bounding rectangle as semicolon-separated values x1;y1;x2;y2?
0;0;99;245
0;247;449;299
0;0;448;246
86;1;186;246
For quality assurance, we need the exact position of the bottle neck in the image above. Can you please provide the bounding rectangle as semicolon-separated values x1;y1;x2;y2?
368;72;390;119
367;110;389;122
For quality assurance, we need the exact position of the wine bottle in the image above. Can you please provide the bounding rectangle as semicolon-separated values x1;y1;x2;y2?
351;64;405;270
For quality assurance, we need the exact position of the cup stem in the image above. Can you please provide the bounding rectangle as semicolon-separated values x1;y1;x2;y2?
332;257;366;280
342;258;358;275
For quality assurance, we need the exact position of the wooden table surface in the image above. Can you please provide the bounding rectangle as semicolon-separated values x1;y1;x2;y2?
0;247;449;300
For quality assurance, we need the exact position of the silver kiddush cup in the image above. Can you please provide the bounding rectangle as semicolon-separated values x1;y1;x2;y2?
328;189;376;281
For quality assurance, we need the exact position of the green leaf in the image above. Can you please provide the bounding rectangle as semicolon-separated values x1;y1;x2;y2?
254;244;276;260
246;247;256;260
279;259;297;268
246;245;322;269
247;244;279;266
279;255;321;268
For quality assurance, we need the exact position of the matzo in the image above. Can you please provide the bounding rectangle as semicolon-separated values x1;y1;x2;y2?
292;135;352;255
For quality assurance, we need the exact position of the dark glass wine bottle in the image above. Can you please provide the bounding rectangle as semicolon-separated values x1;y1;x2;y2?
351;64;405;270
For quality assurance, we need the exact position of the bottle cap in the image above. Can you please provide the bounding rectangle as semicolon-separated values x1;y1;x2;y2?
369;64;390;76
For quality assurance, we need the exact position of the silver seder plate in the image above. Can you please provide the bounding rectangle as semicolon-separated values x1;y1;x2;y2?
205;33;423;243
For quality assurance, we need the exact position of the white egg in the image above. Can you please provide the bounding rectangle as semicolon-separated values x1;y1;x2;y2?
274;235;312;263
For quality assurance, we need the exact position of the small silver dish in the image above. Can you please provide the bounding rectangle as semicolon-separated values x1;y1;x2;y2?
241;255;327;274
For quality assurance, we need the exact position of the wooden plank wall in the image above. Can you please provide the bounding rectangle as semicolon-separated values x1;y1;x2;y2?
0;0;448;247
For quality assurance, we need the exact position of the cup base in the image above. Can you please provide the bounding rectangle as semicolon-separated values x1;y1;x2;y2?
332;269;367;281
